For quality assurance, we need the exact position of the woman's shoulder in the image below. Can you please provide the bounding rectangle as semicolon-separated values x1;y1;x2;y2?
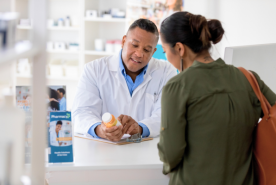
164;67;195;87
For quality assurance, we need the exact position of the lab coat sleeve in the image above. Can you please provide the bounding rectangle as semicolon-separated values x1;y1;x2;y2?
139;63;177;137
72;62;103;134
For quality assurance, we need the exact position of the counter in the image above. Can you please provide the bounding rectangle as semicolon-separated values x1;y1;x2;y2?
46;137;169;185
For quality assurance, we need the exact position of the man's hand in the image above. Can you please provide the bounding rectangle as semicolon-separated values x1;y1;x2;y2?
95;122;124;142
117;115;142;135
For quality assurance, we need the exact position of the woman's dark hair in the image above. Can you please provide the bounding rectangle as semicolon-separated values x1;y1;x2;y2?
161;11;224;53
48;88;60;111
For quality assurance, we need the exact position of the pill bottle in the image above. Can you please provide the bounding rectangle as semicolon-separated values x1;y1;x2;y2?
102;112;121;128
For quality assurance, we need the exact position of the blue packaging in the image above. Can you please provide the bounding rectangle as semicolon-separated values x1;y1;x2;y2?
48;111;73;163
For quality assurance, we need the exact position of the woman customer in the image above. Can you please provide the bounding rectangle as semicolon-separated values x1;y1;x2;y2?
158;11;276;185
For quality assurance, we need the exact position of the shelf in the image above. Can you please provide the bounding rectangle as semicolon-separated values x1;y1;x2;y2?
85;50;115;56
0;42;38;66
48;26;80;31
17;25;32;30
17;25;80;31
84;17;127;23
47;50;79;54
16;74;79;81
127;2;150;8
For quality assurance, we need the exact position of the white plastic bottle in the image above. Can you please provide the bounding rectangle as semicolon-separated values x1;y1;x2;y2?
102;113;121;128
0;90;25;185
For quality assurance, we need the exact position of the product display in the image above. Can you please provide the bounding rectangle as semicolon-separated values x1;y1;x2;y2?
48;16;75;28
48;112;73;163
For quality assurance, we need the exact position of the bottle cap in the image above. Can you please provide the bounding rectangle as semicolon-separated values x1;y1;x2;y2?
102;112;112;123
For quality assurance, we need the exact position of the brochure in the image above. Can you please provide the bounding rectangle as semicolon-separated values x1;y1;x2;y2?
48;111;73;163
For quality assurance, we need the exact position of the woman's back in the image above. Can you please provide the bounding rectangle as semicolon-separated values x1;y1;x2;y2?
159;58;276;185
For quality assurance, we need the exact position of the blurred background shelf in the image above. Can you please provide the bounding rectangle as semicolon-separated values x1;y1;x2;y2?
84;50;115;56
47;50;80;54
16;74;79;81
0;42;38;65
17;25;80;31
84;17;127;23
17;25;32;30
48;26;80;31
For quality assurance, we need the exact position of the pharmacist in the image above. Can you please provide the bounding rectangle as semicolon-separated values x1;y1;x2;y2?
72;19;177;142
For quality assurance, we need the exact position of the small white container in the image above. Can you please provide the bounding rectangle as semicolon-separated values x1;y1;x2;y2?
114;40;122;52
65;60;78;78
47;19;54;27
103;14;112;19
49;60;64;77
105;40;114;53
94;39;104;51
54;42;66;50
57;18;64;27
19;18;31;26
68;42;79;51
86;10;97;18
65;16;71;27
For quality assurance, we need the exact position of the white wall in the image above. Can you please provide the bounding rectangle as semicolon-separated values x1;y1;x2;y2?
185;0;276;63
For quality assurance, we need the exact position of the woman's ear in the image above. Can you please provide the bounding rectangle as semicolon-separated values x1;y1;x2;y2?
174;42;185;57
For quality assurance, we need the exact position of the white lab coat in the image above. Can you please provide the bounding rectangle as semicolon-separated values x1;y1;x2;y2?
72;51;177;137
50;130;64;146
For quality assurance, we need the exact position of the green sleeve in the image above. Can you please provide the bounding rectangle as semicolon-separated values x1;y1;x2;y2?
158;82;187;174
251;71;276;106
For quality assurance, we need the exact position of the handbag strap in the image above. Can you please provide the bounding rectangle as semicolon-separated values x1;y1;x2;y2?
238;67;271;116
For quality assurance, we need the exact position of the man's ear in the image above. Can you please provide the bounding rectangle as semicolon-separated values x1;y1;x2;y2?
174;42;185;57
122;35;127;48
152;47;157;56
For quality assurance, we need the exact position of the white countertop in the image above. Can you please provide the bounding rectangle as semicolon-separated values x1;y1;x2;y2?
46;137;163;171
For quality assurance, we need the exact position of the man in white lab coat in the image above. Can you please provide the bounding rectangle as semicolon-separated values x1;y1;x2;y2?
72;19;177;141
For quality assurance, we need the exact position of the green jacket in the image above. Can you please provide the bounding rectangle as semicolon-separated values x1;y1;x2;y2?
158;58;276;185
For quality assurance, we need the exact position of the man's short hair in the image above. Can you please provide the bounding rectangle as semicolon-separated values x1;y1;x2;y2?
56;120;62;125
128;19;159;42
57;88;66;95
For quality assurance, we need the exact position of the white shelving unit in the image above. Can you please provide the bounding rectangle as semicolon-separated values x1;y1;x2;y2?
17;25;80;31
84;50;116;56
84;17;127;22
14;0;128;109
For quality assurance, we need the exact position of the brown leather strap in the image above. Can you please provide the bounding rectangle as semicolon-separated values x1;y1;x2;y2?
238;67;270;116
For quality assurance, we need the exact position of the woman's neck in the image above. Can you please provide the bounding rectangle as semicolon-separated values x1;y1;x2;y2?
194;51;214;64
182;50;214;70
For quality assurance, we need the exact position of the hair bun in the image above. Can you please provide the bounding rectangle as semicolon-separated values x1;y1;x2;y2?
207;19;224;44
188;13;211;47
